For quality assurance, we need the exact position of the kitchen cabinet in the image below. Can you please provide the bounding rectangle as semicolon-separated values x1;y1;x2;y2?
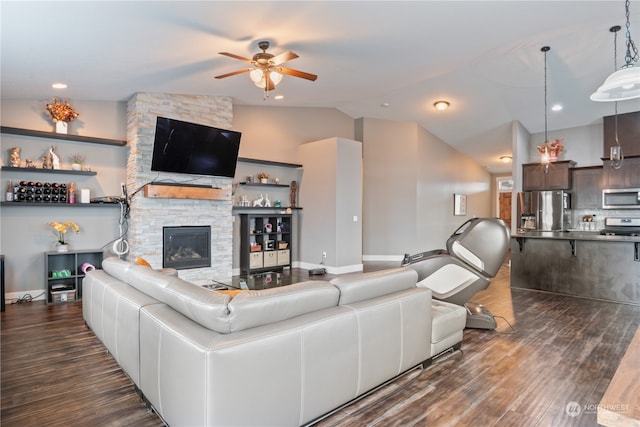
601;157;640;189
572;166;602;209
522;160;575;191
603;111;640;158
239;213;292;274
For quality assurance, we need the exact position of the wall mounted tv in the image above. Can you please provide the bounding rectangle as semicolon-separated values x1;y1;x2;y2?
151;116;241;178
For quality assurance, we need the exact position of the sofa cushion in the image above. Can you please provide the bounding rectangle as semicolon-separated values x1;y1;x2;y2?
330;267;418;305
126;265;232;334
227;281;339;332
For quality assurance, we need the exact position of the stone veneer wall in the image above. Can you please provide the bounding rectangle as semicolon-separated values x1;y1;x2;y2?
126;93;234;282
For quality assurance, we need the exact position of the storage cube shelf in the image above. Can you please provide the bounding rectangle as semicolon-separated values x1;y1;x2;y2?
45;250;103;303
239;214;292;274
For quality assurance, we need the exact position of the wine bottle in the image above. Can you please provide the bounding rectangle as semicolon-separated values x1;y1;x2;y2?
68;182;75;204
6;180;14;201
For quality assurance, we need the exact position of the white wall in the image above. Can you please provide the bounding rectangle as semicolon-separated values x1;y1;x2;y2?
529;123;603;167
297;137;363;274
358;118;492;259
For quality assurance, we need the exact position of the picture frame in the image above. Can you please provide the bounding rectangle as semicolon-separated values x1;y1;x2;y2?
454;194;467;216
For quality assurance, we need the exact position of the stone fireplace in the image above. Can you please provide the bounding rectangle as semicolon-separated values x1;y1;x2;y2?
126;93;234;282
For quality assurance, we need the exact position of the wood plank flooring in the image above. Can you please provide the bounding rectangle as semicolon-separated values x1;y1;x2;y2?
2;263;639;426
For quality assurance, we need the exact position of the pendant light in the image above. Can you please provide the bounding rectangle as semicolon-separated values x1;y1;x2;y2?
591;0;640;102
608;26;625;169
541;46;551;172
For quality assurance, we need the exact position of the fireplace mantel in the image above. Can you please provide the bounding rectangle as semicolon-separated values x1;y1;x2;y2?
143;183;231;201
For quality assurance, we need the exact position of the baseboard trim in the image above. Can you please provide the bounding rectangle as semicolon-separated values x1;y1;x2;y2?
296;262;363;275
362;254;405;262
5;289;47;304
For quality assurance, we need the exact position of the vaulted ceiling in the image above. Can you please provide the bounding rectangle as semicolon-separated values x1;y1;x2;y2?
2;1;639;173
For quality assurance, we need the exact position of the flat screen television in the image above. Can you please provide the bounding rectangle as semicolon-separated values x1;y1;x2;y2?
150;116;241;178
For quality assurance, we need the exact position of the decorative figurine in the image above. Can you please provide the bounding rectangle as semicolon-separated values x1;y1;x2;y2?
290;180;298;208
264;193;271;207
25;159;35;168
253;194;264;207
49;147;60;170
42;150;52;169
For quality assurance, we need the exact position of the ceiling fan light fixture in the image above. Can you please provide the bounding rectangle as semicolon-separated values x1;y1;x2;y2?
249;68;264;84
434;101;450;111
270;71;283;86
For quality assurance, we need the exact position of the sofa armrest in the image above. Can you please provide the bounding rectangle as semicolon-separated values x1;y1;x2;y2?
102;256;133;282
330;267;418;305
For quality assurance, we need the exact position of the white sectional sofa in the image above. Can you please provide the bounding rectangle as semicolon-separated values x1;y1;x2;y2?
83;257;465;426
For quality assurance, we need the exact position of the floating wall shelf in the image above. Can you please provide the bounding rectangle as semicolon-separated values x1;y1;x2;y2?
1;166;97;176
1;126;126;147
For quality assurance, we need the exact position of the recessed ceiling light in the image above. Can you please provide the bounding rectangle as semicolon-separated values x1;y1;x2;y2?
551;104;563;111
274;95;284;100
52;83;67;89
433;100;450;111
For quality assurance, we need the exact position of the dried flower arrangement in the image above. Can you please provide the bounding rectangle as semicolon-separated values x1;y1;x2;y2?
46;98;79;123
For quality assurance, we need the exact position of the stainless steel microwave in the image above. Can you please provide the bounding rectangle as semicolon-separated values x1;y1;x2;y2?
602;188;640;209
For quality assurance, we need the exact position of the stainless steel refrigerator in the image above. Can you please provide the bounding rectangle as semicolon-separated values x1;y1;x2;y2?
517;190;570;231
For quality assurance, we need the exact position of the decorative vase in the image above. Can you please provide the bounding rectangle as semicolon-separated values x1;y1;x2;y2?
55;121;68;134
10;147;21;167
260;178;268;184
549;150;558;162
72;163;82;171
56;243;69;253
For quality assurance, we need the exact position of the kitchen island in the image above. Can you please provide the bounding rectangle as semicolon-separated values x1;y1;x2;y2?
511;231;640;305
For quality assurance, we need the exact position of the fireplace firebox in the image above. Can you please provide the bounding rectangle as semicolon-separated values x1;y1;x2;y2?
163;226;211;270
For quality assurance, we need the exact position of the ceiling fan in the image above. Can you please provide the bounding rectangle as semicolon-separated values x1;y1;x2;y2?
215;41;317;93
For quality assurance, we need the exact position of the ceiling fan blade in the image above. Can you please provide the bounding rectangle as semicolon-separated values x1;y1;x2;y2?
219;52;253;63
276;67;318;81
215;68;252;79
271;50;299;66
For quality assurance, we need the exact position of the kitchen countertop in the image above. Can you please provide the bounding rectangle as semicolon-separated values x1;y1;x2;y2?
512;230;640;242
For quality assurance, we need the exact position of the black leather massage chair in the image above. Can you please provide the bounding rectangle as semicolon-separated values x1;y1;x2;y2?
402;217;510;329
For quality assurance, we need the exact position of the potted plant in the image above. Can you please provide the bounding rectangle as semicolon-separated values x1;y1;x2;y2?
49;221;80;252
259;173;269;184
70;154;84;171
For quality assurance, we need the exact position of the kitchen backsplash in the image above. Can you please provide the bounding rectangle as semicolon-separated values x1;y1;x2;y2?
569;208;639;230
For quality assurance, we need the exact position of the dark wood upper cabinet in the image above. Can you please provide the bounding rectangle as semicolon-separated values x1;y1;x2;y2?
603;111;640;158
572;166;602;209
601;157;640;189
522;160;575;191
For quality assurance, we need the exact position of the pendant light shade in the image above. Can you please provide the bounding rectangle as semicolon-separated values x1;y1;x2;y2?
591;0;640;102
590;67;640;101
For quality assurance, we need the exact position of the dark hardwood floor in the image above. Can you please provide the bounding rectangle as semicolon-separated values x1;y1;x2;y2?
2;262;639;426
